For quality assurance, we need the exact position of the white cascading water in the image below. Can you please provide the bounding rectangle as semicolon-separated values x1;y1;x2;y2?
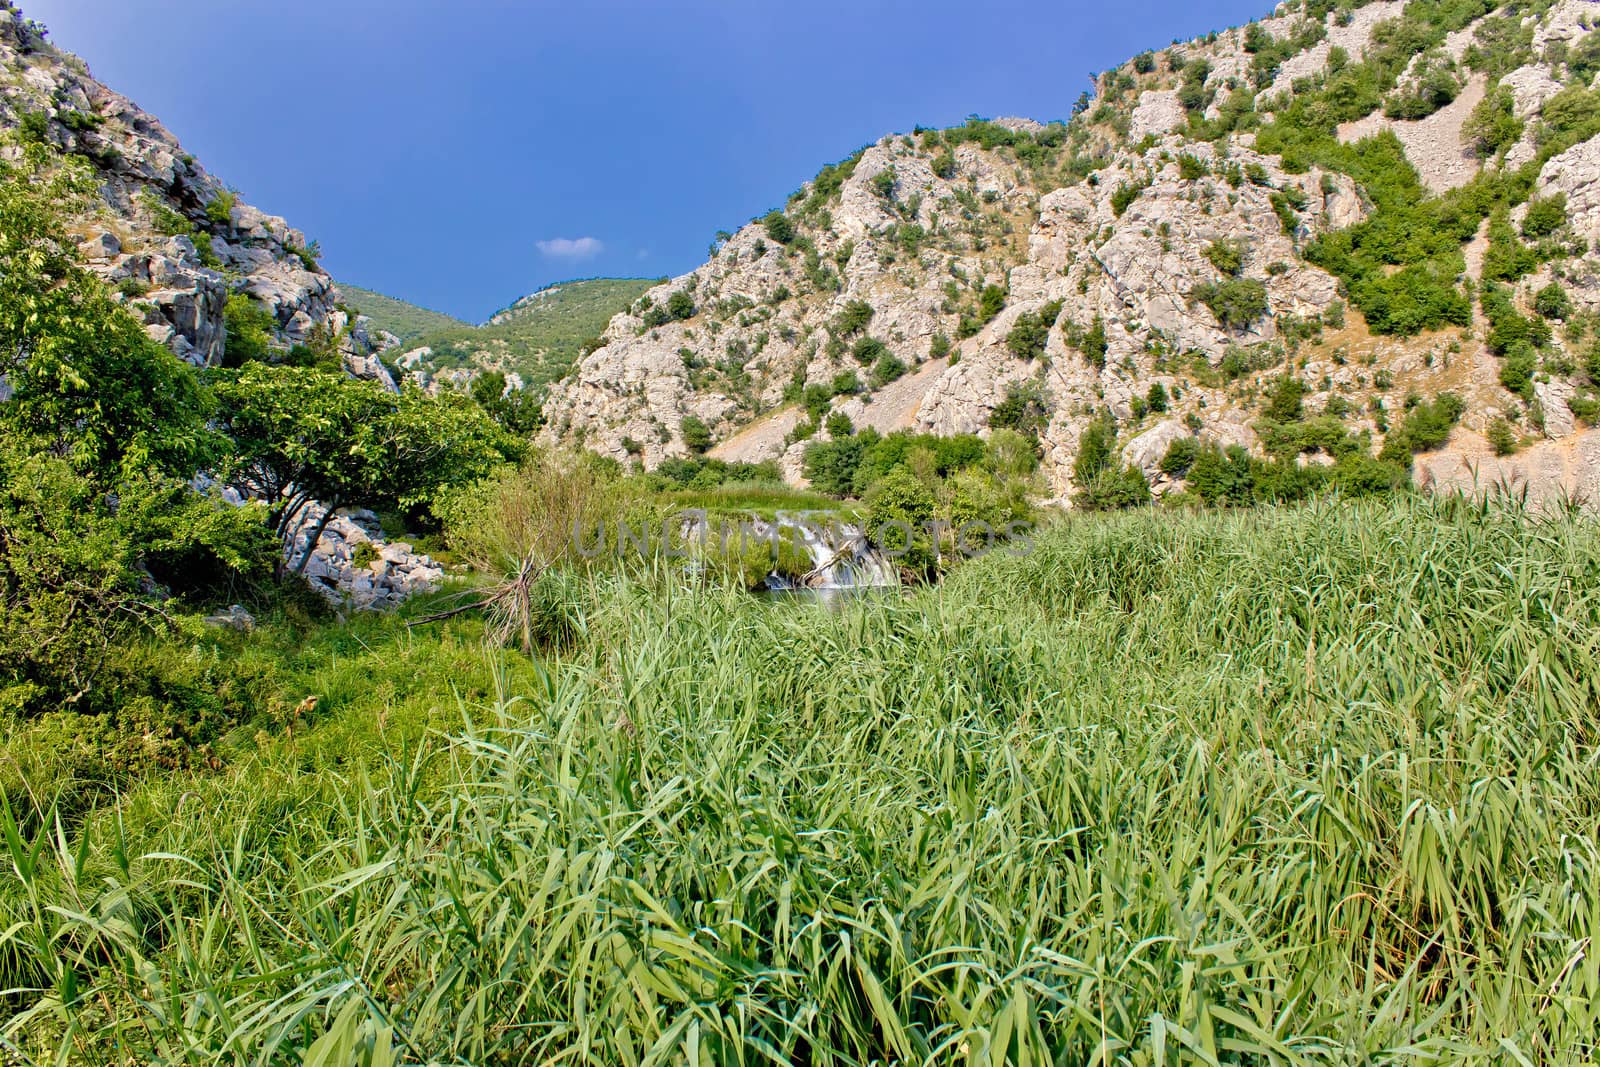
763;512;898;591
679;511;899;591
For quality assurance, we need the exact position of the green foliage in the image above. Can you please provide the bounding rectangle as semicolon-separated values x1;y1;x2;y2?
1159;436;1199;477
1521;193;1566;239
1481;282;1550;360
335;285;468;342
1383;54;1460;119
0;146;274;772
212;366;515;555
222;293;275;367
1191;277;1268;330
1464;85;1522;158
989;379;1050;439
978;283;1007;321
469;371;543;434
10;497;1600;1060
1263;375;1307;423
666;290;696;321
851;335;888;366
204;188;237;228
869;350;908;388
1065;315;1108;368
1145;381;1169;413
864;467;936;573
1481;207;1538;283
1110;181;1144;217
1487;418;1517;456
1005;309;1051;360
679;414;713;454
834;298;874;335
1534;282;1571;320
1;150;216;480
1378;392;1465;462
1176;153;1208;181
395;278;652;394
1203;237;1245;276
762;210;795;244
824;411;854;438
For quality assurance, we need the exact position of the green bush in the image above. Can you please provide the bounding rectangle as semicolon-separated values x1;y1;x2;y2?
1463;86;1521;158
1534;283;1570;320
869;350;908;388
989;379;1050;438
834;299;874;335
204;188;237;228
852;336;888;366
679;415;713;454
1146;381;1169;413
1191;277;1268;330
666;290;696;321
1488;418;1517;456
1110;181;1144;217
1378;392;1465;462
1521;193;1566;239
1203;238;1245;276
223;293;275;367
1005;310;1051;360
762;211;795;245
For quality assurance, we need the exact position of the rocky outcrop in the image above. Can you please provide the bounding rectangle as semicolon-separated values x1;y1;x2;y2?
287;506;447;611
0;3;381;373
540;0;1600;503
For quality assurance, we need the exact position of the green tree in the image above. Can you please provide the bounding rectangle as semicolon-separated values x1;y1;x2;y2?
864;467;935;575
1464;86;1521;158
679;414;713;454
0;148;217;480
211;366;514;571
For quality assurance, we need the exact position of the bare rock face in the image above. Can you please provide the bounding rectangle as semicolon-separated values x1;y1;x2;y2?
1538;134;1600;247
0;4;379;373
1130;91;1186;140
288;506;447;611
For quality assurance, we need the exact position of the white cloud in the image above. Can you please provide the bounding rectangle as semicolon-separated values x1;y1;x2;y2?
536;236;604;259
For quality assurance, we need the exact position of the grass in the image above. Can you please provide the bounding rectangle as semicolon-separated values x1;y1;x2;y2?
4;496;1600;1063
658;482;853;518
336;285;468;343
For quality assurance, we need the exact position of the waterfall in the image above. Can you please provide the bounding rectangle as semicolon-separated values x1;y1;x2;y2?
764;512;898;591
677;510;900;592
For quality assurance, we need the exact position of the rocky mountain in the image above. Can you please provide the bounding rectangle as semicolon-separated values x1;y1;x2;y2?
545;0;1600;502
0;3;386;379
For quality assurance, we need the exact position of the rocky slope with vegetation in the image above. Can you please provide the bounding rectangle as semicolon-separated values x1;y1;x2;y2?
548;0;1600;506
0;2;385;377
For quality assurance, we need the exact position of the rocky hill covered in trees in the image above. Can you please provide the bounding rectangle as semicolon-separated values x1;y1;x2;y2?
0;2;390;381
546;0;1600;506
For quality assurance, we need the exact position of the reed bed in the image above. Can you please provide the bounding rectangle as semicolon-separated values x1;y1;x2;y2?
4;496;1599;1063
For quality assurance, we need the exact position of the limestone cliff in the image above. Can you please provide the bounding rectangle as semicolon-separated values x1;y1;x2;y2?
545;0;1600;501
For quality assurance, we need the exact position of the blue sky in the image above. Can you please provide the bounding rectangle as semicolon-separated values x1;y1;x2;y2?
27;0;1271;321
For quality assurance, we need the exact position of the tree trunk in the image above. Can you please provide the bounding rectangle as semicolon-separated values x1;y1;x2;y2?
290;500;339;577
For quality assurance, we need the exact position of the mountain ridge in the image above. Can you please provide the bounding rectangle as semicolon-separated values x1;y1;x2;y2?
542;0;1600;503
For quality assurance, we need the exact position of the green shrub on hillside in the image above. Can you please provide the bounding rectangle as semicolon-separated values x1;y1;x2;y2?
1191;277;1268;330
679;414;712;454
